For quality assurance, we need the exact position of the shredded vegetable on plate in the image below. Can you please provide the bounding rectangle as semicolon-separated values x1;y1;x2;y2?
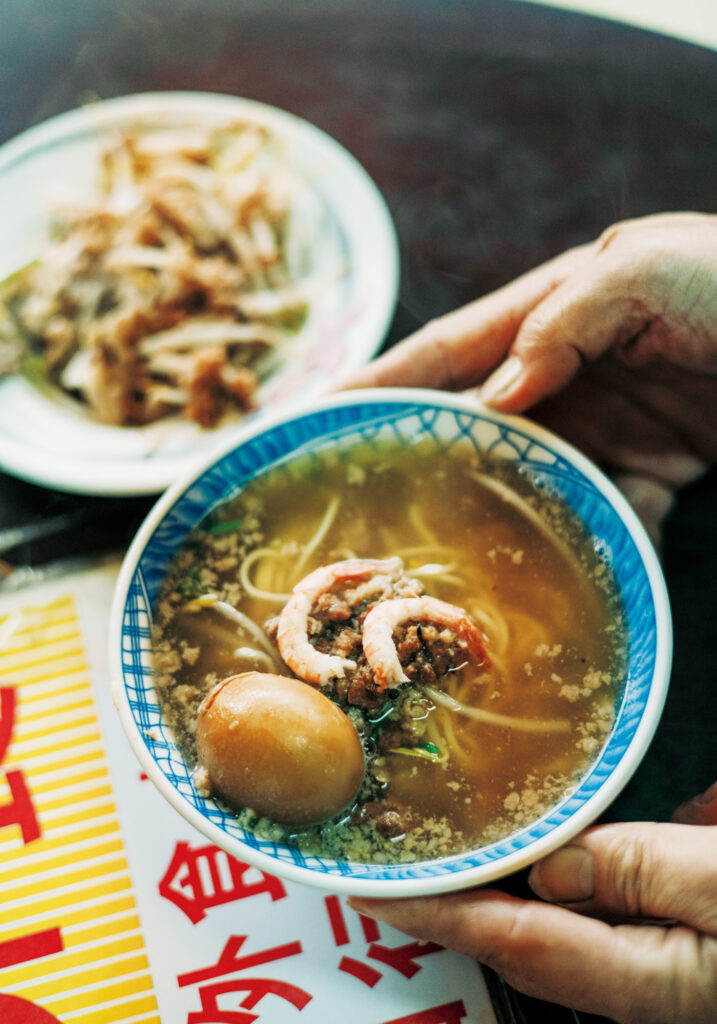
0;120;330;428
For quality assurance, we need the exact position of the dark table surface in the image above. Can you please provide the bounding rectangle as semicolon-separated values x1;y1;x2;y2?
1;1;716;1020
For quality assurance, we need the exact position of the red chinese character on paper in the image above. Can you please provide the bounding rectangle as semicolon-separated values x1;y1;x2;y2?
381;999;468;1024
0;929;64;971
324;895;442;988
0;687;41;844
0;687;63;978
178;934;312;1023
0;686;15;760
159;841;287;923
0;993;63;1023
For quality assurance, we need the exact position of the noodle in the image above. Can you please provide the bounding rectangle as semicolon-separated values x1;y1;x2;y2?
232;647;278;672
468;469;584;577
195;596;282;662
294;495;341;575
238;497;341;602
424;684;571;734
238;548;292;604
468;606;510;655
435;705;485;771
423;714;450;766
409;563;464;587
408;503;440;547
505;611;553;666
393;544;461;563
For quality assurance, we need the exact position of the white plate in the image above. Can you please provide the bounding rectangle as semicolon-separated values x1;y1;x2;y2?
0;92;399;495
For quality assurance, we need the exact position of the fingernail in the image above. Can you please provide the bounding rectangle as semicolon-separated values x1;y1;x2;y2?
480;356;523;404
528;845;594;903
694;780;717;805
347;896;374;917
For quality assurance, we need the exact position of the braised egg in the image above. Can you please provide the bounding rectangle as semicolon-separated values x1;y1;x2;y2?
196;672;365;826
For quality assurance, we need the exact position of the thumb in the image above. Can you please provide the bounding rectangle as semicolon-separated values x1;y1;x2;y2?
672;780;717;826
528;821;717;933
480;257;650;413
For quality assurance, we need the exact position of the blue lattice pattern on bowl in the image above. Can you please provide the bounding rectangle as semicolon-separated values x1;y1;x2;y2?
112;391;671;893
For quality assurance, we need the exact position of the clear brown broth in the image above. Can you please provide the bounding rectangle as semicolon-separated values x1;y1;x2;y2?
152;441;625;862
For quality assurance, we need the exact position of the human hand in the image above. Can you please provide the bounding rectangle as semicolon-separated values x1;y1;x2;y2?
349;783;717;1023
342;213;717;541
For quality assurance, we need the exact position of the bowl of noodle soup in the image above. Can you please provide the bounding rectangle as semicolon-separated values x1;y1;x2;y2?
110;388;671;895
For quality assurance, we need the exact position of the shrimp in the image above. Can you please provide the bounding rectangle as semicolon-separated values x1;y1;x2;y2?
362;596;489;692
276;557;403;686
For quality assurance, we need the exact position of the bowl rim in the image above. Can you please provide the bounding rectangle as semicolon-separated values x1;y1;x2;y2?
109;386;673;896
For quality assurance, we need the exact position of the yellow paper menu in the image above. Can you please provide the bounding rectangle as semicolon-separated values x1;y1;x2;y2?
0;566;496;1024
0;594;159;1024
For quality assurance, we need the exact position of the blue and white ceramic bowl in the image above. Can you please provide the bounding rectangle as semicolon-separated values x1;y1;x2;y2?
109;389;672;896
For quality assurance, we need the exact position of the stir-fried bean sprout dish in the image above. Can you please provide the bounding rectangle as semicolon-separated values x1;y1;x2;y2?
0;121;327;427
